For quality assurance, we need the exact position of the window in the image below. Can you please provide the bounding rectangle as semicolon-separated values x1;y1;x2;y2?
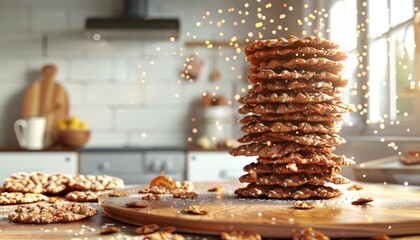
329;0;417;135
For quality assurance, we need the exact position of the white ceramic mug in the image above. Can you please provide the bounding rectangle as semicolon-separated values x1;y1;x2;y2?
14;117;46;150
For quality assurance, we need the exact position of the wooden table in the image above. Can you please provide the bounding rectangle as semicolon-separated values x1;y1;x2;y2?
0;203;216;240
1;181;420;239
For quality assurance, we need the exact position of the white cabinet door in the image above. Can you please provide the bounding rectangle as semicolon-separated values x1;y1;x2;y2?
187;151;256;182
0;152;78;181
80;151;186;184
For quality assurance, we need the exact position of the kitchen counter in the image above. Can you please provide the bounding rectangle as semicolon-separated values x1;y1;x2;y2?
0;202;217;240
1;204;419;240
0;145;80;152
81;147;186;152
1;182;420;239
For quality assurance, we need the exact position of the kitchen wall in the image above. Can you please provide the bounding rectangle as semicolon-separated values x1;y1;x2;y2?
0;0;305;148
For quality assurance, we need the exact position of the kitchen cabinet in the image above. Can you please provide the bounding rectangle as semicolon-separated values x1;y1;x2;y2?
186;150;256;182
80;149;186;184
0;150;78;181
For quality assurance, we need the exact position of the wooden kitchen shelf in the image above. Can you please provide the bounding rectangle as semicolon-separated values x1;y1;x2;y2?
184;40;247;48
0;145;80;152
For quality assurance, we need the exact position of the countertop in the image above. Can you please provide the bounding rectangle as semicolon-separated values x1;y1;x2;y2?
0;201;216;240
0;145;233;153
81;146;231;152
0;145;80;152
1;182;420;240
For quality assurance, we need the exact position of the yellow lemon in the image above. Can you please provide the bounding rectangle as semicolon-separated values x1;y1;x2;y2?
79;122;89;130
69;116;80;125
68;122;80;130
57;121;67;130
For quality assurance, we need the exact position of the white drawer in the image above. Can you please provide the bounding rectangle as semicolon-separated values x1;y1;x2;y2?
80;151;186;185
187;151;256;182
0;152;78;181
80;152;143;175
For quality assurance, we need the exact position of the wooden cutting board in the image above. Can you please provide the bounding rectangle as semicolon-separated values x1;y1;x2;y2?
99;181;420;238
21;65;69;148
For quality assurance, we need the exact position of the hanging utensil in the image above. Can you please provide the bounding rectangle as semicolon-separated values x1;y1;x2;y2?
210;49;221;81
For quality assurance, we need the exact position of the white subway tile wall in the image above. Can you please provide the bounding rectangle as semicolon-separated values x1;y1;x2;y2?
47;33;90;56
0;0;288;148
0;59;27;82
0;8;27;32
86;83;145;105
0;33;43;56
115;107;189;131
30;9;67;32
0;84;25;146
71;108;113;130
129;130;186;147
69;59;113;81
62;83;84;106
28;59;68;81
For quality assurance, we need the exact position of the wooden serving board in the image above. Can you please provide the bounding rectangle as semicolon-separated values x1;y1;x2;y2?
99;181;420;238
22;65;69;147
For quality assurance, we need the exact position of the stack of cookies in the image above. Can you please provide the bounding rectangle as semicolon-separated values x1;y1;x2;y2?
230;35;356;199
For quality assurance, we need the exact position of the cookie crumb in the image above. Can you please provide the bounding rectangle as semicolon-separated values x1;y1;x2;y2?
142;194;160;200
173;192;198;199
293;201;316;209
221;230;261;240
100;226;120;235
126;201;148;208
134;224;160;235
144;230;185;240
292;227;330;240
108;191;129;197
208;186;225;192
347;184;363;191
351;197;373;205
186;205;209;215
138;188;151;193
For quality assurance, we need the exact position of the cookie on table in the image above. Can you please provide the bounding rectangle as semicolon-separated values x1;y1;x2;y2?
8;203;98;224
65;191;106;202
68;174;124;191
0;192;48;205
3;172;47;194
44;173;71;195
